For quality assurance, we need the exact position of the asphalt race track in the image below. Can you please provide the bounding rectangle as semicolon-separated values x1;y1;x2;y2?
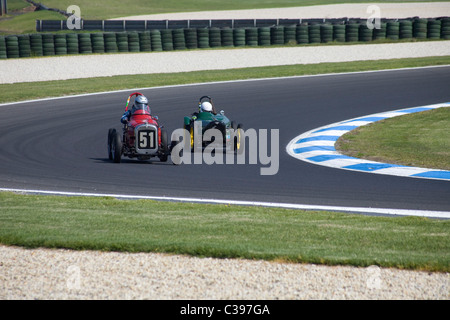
1;67;449;214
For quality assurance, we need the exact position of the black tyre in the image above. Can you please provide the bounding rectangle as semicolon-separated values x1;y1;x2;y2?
112;130;122;163
236;123;244;155
159;128;169;162
107;128;114;160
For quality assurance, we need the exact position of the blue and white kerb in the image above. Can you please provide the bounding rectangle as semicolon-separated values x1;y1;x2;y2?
287;103;450;181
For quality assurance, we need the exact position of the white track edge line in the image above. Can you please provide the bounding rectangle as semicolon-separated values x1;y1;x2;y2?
1;188;449;219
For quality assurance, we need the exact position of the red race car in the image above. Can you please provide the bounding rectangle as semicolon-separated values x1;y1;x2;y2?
108;92;170;163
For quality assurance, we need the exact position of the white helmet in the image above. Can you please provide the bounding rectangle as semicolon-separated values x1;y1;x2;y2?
200;101;213;112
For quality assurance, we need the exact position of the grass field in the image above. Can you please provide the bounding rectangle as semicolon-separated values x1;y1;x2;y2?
0;192;448;272
336;107;450;170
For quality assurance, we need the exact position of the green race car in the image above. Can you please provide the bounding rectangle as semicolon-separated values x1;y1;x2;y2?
183;96;244;154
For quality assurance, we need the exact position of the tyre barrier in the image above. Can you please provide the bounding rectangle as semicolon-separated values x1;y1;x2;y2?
345;22;359;42
258;27;271;46
127;31;140;52
428;19;442;40
41;33;55;56
2;17;449;59
246;28;259;46
104;32;118;53
308;24;321;43
221;28;233;47
30;34;43;56
442;18;450;40
233;28;246;47
139;31;152;52
0;36;7;59
208;27;221;48
386;21;400;40
320;24;333;43
150;30;162;51
78;33;92;54
116;32;129;52
66;33;79;54
18;35;31;58
197;28;209;49
54;34;67;55
333;24;346;42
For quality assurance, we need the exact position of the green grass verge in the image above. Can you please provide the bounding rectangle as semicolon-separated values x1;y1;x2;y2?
5;0;31;12
0;192;448;272
1;56;449;104
336;107;450;170
0;10;64;35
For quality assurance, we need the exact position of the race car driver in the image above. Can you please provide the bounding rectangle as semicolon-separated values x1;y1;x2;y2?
121;95;151;124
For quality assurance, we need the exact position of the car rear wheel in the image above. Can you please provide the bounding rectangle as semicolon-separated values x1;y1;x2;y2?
107;128;114;160
112;131;122;163
236;124;244;155
159;128;169;162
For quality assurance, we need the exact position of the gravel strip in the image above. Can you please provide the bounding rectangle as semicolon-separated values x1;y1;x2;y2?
1;245;448;300
1;41;449;84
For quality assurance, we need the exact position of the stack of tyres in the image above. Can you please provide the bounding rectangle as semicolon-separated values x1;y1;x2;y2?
5;36;19;58
373;22;387;40
441;18;450;39
54;34;67;55
296;24;309;44
284;25;296;44
413;18;428;39
127;32;140;52
42;34;55;56
30;34;43;56
172;29;186;50
386;21;400;40
150;30;162;51
258;27;271;46
66;33;79;54
308;24;321;43
18;35;31;58
245;28;258;46
209;28;221;48
345;22;359;42
185;28;198;49
233;28;246;47
161;29;173;51
221;28;233;47
104;32;118;53
0;36;7;59
320;24;333;43
270;26;284;45
399;20;413;39
78;33;92;54
197;28;209;48
332;24;346;42
359;24;373;42
139;31;151;52
91;33;105;53
427;19;441;39
116;32;128;52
